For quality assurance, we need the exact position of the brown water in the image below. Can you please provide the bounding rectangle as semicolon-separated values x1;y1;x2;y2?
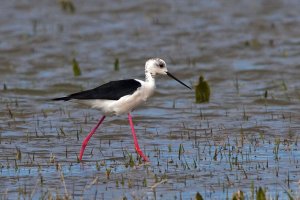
0;0;300;199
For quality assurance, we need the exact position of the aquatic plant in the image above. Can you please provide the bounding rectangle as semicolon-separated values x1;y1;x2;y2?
256;187;266;200
114;58;120;71
195;75;210;103
195;192;204;200
106;168;112;179
178;143;184;160
244;39;262;49
232;190;244;200
72;58;81;76
59;0;76;13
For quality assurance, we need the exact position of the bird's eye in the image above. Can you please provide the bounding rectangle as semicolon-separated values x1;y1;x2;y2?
158;63;164;68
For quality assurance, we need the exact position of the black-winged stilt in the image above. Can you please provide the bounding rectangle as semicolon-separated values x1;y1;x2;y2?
52;58;191;162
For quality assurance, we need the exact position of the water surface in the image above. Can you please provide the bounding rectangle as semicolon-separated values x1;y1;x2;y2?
0;0;300;199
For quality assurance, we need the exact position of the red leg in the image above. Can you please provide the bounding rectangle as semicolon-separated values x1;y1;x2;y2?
79;116;106;161
128;113;149;162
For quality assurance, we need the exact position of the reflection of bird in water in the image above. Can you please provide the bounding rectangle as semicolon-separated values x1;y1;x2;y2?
52;58;191;162
195;75;210;103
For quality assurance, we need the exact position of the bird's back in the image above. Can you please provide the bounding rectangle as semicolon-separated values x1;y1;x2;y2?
53;79;142;101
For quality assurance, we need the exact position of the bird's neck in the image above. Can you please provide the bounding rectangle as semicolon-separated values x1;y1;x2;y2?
145;70;155;83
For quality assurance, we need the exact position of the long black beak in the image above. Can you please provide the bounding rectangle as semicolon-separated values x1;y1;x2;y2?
166;72;191;90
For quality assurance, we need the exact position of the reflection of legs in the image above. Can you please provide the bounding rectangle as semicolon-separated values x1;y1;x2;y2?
128;113;149;161
79;116;106;161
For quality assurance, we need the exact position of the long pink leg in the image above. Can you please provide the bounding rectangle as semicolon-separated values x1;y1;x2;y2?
128;113;149;162
79;116;106;161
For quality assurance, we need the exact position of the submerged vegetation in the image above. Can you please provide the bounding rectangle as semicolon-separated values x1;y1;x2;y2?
72;58;81;76
59;0;76;14
114;58;120;71
195;75;210;103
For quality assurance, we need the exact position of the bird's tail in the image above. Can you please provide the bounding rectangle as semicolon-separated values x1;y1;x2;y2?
51;96;71;101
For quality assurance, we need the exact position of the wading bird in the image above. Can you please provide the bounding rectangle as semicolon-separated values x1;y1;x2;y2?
52;58;191;162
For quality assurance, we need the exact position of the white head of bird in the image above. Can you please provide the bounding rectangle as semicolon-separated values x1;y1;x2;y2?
145;58;191;89
145;58;167;76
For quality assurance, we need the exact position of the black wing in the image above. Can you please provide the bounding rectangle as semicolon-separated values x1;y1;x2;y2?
52;79;141;101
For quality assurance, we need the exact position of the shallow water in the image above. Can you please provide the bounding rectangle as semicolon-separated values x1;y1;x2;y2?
1;0;300;199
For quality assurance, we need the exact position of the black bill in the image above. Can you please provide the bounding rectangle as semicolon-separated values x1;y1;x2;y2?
166;72;191;90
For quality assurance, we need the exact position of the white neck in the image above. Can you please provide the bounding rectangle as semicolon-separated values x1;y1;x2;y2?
145;69;155;83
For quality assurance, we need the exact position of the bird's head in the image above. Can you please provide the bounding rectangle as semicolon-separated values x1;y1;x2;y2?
145;58;191;89
145;58;168;76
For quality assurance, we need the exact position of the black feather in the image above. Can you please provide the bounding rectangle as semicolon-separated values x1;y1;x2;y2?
52;79;141;101
52;96;71;101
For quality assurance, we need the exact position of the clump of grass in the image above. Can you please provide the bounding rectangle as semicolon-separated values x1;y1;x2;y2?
195;75;210;103
95;162;101;171
235;74;240;95
59;0;76;13
15;147;21;160
232;190;244;200
256;187;266;200
59;127;66;136
72;58;81;76
178;144;185;160
168;144;172;152
7;106;13;119
121;175;125;186
65;146;68;158
195;192;204;200
142;178;147;187
213;148;218;161
40;175;44;185
264;90;268;99
129;154;135;167
114;58;119;71
14;159;18;171
124;153;135;167
244;39;262;49
49;153;56;163
106;168;111;179
273;138;280;161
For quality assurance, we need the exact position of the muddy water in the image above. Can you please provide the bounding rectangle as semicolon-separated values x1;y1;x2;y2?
1;0;300;199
